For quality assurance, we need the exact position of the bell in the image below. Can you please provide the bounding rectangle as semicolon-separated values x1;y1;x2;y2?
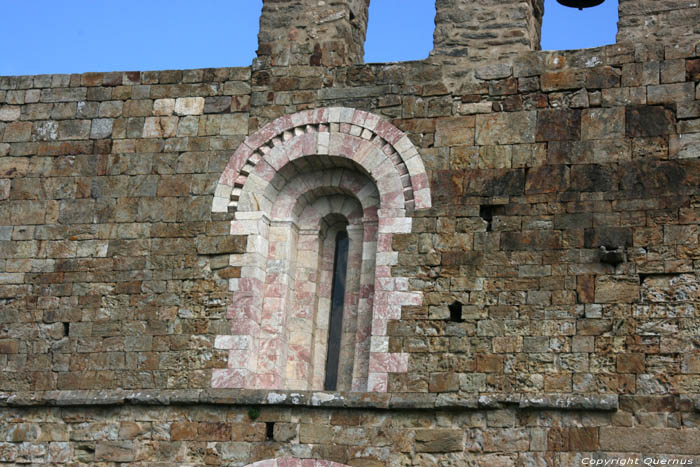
556;0;605;10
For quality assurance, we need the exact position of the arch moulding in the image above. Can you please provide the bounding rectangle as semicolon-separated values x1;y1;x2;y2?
211;107;431;393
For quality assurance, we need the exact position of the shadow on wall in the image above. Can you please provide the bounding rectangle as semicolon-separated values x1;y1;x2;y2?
541;0;619;50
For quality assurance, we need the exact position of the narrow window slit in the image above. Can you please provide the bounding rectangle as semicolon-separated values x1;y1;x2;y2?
63;322;70;337
449;301;464;323
324;229;349;391
265;422;275;440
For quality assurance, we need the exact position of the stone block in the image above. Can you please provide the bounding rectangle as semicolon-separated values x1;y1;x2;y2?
585;66;620;89
98;100;123;117
570;164;617;192
622;62;659;87
599;428;700;454
220;113;248;135
41;87;87;102
525;165;569;194
123;100;153;117
3;121;32;142
617;353;646;373
0;105;20;121
569;428;598;451
595;276;640;303
582;107;625;140
143;117;178;138
95;441;135;462
536;109;581;142
670;133;700;159
476;111;536;145
153;98;175;116
195;236;247;255
429;372;459;392
273;423;297;442
647;83;695;104
626;105;676;137
90;119;113;139
58;120;91;140
415;429;463;453
204;96;232;114
435;117;475;147
541;70;585;91
175;97;205;116
0;339;19;353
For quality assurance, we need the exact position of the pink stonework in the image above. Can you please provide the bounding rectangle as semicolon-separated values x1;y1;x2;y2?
212;107;431;392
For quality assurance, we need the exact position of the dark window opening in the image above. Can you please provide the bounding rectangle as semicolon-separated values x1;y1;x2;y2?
63;322;70;337
324;229;350;391
364;2;435;62
541;0;619;50
480;205;505;232
449;301;464;323
265;422;275;441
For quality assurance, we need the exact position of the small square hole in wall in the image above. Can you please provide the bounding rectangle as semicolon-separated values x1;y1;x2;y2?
364;2;436;62
541;0;618;50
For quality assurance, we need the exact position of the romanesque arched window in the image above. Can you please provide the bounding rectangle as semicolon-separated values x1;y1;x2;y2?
211;107;431;392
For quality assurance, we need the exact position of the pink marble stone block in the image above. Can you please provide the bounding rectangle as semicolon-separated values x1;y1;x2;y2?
369;352;408;373
211;368;251;388
367;371;388;392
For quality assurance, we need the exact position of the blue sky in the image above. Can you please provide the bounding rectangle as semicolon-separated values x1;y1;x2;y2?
0;0;618;76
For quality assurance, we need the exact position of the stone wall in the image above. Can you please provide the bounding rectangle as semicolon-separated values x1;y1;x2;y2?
0;394;699;465
618;0;700;45
1;0;700;464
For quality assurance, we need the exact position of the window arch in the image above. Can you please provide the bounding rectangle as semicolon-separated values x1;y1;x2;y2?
211;107;431;392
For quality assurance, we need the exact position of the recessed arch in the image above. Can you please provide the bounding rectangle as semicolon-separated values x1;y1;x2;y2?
213;107;431;215
212;107;431;392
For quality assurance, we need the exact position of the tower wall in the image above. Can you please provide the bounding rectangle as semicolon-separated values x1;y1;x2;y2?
257;0;369;67
432;0;545;62
617;0;700;45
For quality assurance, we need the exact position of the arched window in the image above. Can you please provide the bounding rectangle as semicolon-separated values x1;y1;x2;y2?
211;107;431;392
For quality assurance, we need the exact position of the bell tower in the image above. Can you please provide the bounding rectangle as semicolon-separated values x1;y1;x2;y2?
431;0;545;62
257;0;370;67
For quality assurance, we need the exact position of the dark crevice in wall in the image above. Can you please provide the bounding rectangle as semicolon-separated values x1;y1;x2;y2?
449;301;464;323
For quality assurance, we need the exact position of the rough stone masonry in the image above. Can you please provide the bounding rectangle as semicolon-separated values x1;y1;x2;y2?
1;0;700;465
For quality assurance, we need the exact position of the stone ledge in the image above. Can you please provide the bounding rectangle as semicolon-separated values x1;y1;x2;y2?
0;390;620;411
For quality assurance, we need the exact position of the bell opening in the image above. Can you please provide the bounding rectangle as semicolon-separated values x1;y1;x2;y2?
556;0;606;9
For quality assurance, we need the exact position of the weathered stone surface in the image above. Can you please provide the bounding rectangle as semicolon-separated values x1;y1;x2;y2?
536;109;580;142
174;97;205;116
143;117;178;138
626;105;675;137
0;106;20;122
90;118;113;139
476;112;536;145
415;429;463;452
595;276;640;304
600;428;700;454
195;236;246;255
